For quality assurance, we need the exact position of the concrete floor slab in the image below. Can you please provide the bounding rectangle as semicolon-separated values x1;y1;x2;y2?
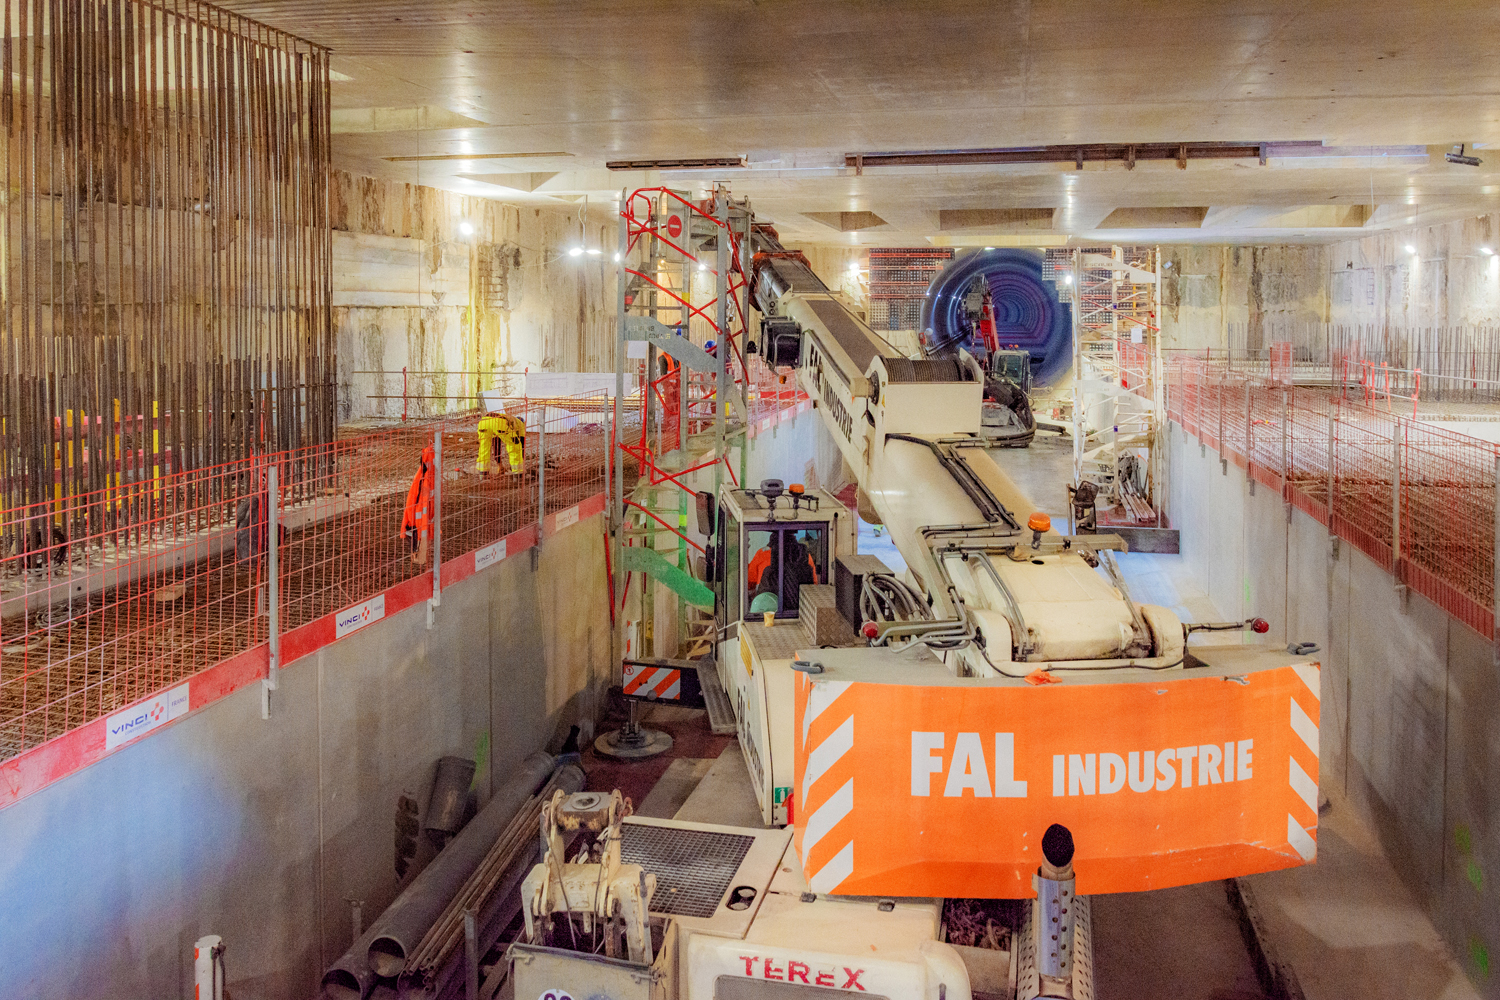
673;743;767;828
582;705;736;812
635;757;714;819
1246;794;1482;1000
857;517;908;574
1092;882;1269;1000
1115;548;1227;628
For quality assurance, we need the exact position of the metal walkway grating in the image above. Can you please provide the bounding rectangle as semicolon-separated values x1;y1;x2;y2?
621;822;754;918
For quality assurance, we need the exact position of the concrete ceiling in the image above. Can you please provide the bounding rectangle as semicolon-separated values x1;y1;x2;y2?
222;0;1500;246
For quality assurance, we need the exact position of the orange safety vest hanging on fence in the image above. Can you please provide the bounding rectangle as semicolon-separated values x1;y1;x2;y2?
402;445;436;549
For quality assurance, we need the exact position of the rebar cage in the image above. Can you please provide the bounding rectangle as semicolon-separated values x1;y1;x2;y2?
0;0;334;566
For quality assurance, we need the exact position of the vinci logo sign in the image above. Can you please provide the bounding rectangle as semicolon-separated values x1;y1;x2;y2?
793;659;1320;898
336;594;386;639
105;683;190;751
474;538;507;572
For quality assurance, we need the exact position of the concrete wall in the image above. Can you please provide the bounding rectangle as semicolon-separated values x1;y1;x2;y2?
793;244;870;318
1325;215;1500;331
1159;213;1500;355
331;171;618;422
0;515;610;1000
1159;244;1331;354
737;404;846;494
1168;425;1498;993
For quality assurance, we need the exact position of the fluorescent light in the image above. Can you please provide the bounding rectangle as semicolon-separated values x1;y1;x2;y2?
458;221;475;236
568;247;584;257
1482;247;1495;255
586;248;602;255
983;246;994;251
1405;245;1418;254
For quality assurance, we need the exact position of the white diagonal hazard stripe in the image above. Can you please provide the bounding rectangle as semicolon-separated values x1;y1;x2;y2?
1287;815;1317;861
1291;661;1321;701
650;669;680;699
1289;755;1318;814
801;680;852;744
809;840;854;894
802;715;853;805
1290;697;1319;757
801;777;853;859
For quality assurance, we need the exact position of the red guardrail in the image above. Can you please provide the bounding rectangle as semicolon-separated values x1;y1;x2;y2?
1166;356;1498;639
0;393;610;768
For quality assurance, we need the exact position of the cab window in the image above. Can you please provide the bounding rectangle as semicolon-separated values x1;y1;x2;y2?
719;511;741;630
743;524;827;619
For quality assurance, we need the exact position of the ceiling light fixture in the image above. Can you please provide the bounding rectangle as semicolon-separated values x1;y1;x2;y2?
458;221;475;237
568;247;584;257
586;248;602;255
699;263;708;272
1481;247;1495;255
1405;245;1418;254
1446;144;1482;167
614;252;622;262
1063;273;1074;285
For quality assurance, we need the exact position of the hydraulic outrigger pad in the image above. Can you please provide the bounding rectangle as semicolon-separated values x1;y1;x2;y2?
594;698;674;759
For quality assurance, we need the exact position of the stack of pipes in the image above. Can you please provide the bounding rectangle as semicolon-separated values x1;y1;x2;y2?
321;752;586;1000
396;780;568;996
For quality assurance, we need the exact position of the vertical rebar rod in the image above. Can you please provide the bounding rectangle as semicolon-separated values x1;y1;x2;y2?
1326;410;1336;536
1392;420;1402;580
1493;453;1499;666
1281;388;1290;506
265;461;278;712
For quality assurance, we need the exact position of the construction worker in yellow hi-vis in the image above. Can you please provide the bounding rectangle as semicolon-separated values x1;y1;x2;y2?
477;412;526;476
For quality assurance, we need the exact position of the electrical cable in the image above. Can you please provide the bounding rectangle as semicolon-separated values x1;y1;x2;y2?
1042;658;1186;672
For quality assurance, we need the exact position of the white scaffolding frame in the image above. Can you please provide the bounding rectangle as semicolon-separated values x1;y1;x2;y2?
1070;247;1163;520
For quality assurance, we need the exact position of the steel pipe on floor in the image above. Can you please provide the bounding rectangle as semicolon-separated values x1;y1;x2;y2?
320;751;564;999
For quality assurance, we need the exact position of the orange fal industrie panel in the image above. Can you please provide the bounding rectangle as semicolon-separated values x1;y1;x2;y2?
792;661;1320;897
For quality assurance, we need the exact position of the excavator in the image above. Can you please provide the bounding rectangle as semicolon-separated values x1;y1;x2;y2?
504;226;1321;1000
938;275;1039;447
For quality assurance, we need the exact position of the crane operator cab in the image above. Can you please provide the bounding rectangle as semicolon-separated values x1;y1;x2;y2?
701;479;856;826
